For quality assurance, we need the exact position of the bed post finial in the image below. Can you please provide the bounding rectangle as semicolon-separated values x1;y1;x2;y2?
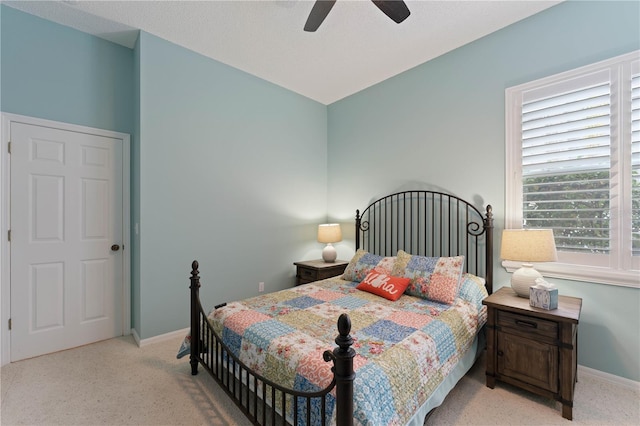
189;260;201;375
191;261;200;285
336;313;352;348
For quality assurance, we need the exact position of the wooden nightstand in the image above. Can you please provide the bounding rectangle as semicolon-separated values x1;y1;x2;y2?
294;259;348;286
483;286;582;420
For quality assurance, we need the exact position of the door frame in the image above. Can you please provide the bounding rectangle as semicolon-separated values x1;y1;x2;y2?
0;113;131;365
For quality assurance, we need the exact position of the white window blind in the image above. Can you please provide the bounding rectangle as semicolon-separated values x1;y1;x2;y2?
521;76;611;254
505;51;639;287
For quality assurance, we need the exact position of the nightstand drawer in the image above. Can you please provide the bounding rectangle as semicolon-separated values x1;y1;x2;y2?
299;267;317;281
498;310;558;341
294;260;348;286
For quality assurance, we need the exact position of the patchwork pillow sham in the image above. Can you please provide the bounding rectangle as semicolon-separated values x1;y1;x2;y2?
457;273;489;311
342;249;396;283
392;250;465;304
356;271;411;301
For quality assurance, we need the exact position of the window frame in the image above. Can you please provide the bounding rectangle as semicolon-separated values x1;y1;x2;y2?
505;50;640;288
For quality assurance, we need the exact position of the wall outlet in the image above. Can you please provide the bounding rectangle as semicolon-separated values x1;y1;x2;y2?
258;282;264;292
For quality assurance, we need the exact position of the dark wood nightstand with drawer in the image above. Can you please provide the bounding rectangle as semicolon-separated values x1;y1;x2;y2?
294;259;348;286
483;286;582;420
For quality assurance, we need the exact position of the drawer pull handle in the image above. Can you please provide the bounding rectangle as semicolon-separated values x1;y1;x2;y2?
515;319;538;329
497;350;504;357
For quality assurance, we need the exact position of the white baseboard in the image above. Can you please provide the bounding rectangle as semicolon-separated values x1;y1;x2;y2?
131;328;141;346
578;364;640;391
131;327;189;348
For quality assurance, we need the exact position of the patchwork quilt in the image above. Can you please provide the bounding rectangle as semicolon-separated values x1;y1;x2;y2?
202;274;488;426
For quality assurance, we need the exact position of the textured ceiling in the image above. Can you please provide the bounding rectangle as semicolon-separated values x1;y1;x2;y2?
3;0;562;104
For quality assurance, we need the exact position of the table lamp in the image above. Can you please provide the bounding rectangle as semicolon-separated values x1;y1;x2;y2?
317;223;342;263
500;229;558;297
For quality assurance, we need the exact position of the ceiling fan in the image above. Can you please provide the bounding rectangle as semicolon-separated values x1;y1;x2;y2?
304;0;411;32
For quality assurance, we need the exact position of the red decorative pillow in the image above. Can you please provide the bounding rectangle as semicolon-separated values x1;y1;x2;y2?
356;271;411;301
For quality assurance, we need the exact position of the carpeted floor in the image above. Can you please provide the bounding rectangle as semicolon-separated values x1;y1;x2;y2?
1;334;638;425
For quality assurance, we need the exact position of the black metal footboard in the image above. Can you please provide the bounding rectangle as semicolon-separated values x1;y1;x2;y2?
189;261;355;426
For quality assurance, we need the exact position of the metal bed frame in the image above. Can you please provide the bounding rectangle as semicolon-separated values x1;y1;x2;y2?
188;190;493;425
355;190;493;293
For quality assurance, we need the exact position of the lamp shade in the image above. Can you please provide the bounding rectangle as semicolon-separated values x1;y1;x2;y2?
500;229;558;262
317;224;342;244
501;229;558;298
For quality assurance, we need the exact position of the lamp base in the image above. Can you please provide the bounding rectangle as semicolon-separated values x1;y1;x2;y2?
322;243;337;263
511;263;543;298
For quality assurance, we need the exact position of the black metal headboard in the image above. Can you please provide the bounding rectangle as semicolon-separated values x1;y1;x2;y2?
355;190;494;294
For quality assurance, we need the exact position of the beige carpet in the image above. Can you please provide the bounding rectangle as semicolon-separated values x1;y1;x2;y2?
1;334;638;425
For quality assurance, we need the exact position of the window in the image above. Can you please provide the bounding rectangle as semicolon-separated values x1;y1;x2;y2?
505;51;639;287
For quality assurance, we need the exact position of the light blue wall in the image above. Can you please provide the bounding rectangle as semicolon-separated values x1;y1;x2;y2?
327;0;640;381
0;6;133;134
135;32;328;339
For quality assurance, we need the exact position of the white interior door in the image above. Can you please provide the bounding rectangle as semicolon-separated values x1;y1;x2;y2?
9;121;124;361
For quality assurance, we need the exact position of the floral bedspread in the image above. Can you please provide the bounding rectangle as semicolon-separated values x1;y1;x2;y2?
207;274;487;426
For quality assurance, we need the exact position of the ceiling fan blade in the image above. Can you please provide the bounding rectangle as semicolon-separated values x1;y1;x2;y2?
371;0;411;24
304;0;337;32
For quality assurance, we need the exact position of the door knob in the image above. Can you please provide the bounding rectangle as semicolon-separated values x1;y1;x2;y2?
111;244;120;252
